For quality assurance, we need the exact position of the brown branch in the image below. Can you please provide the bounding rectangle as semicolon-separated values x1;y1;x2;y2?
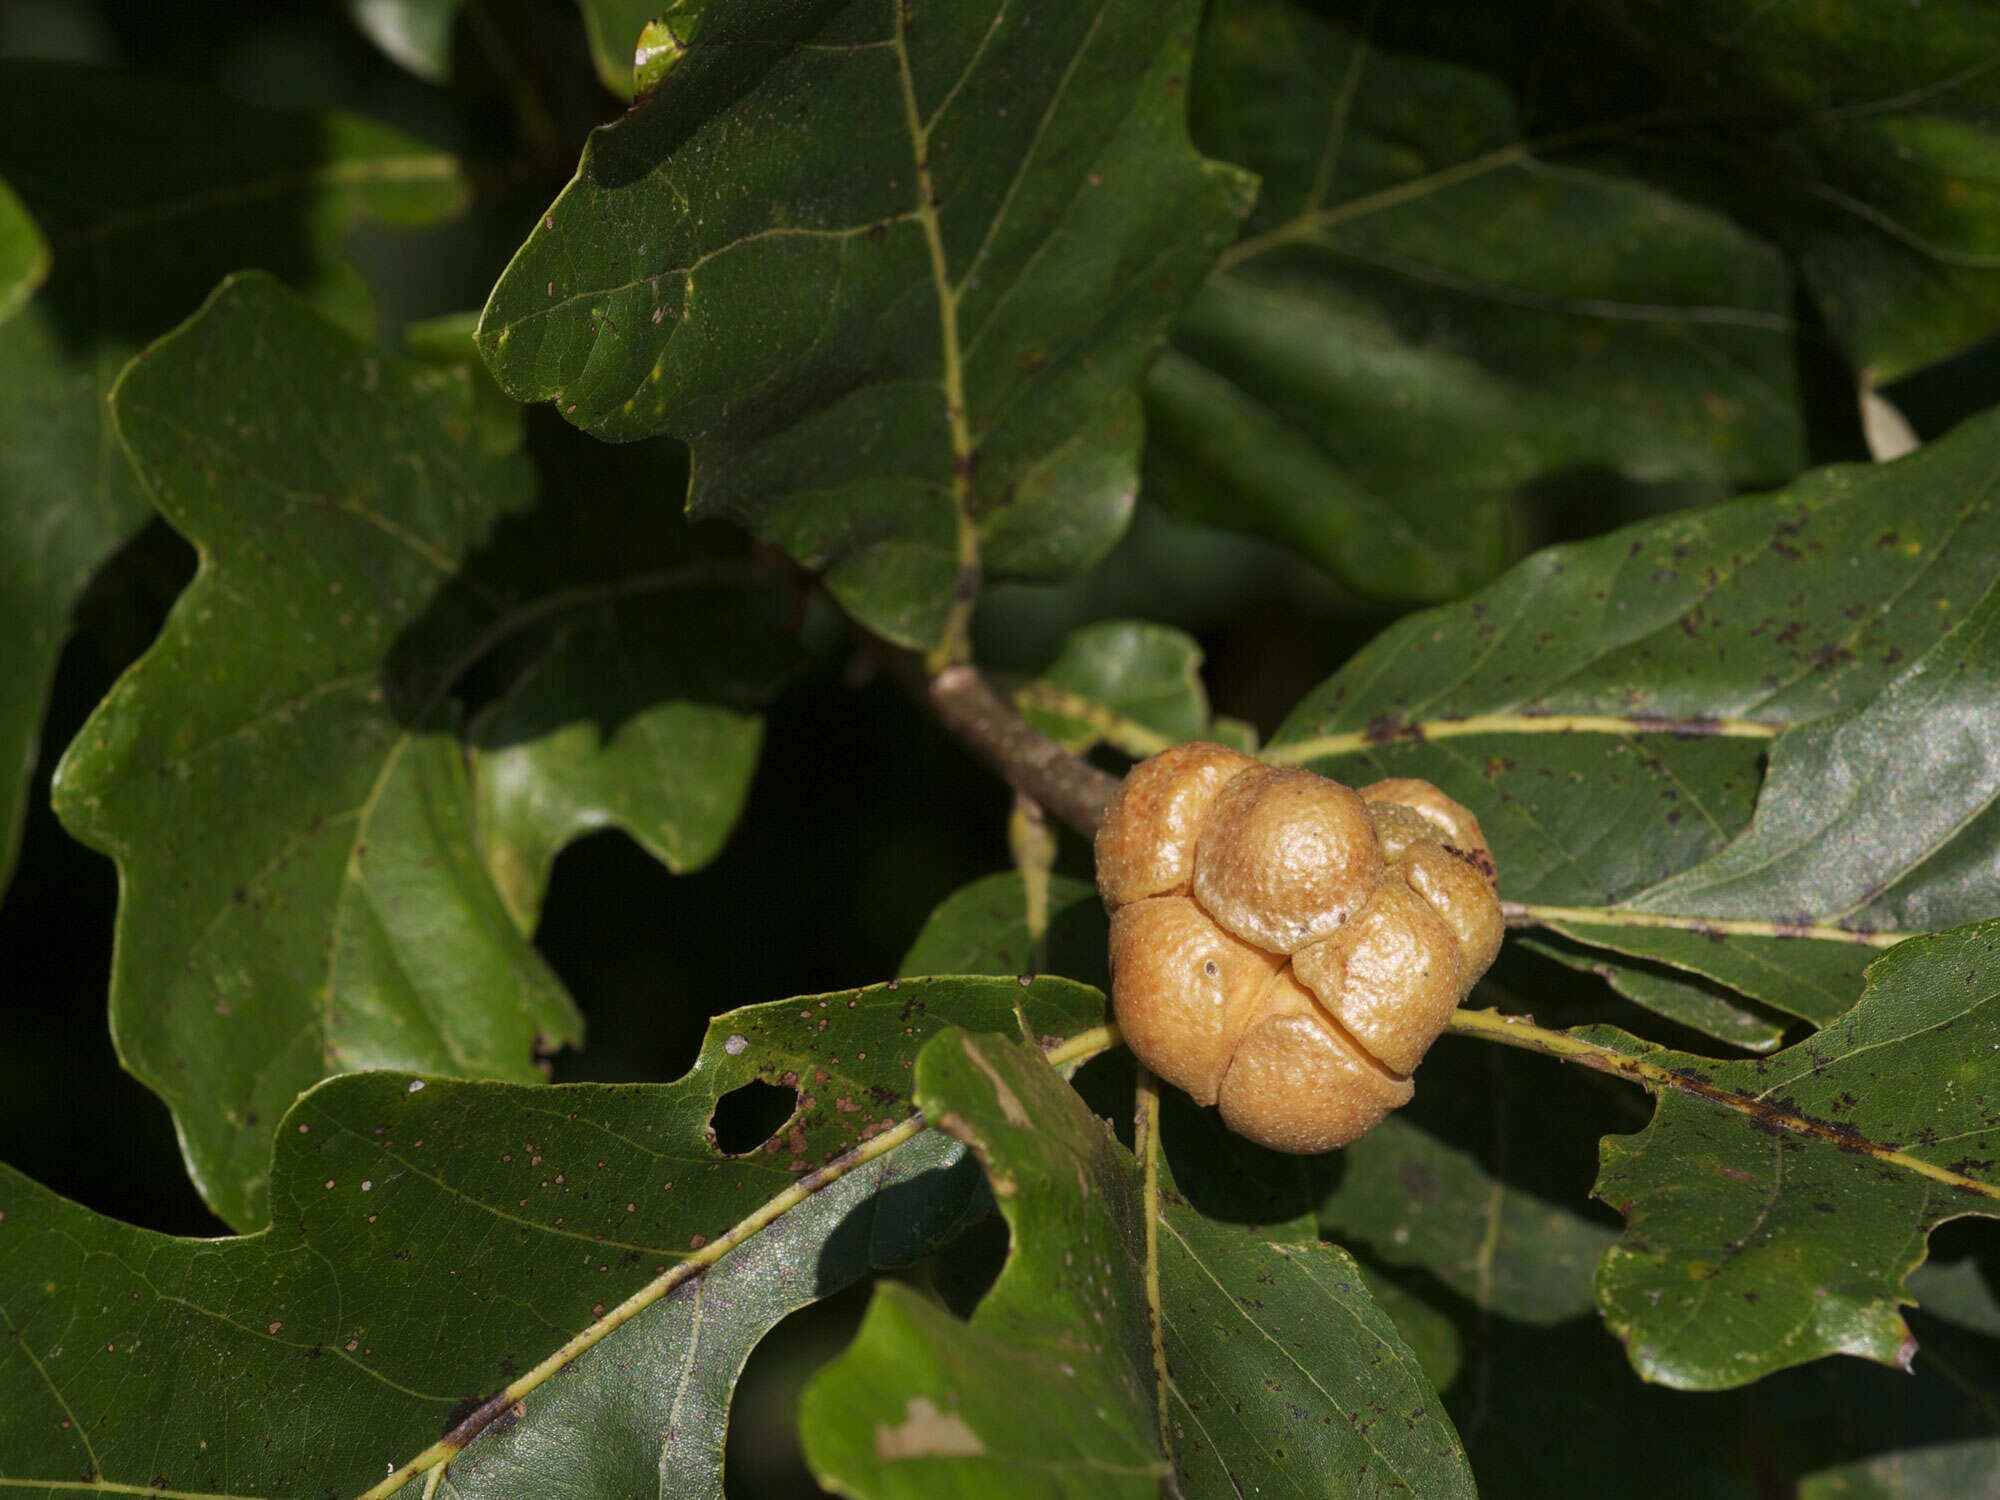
928;664;1120;839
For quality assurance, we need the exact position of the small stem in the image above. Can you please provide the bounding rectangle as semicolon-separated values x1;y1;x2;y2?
1009;794;1056;970
929;664;1121;838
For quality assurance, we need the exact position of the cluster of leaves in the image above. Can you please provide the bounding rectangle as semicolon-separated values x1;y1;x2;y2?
3;0;2000;1495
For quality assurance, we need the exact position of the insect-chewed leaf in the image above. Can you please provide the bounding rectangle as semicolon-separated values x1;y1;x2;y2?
1583;919;2000;1388
52;275;790;1230
1269;408;2000;1043
0;975;1105;1499
477;0;1255;648
801;1028;1472;1500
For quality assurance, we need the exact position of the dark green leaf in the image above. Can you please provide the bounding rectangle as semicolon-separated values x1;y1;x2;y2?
1591;0;2000;383
1588;919;2000;1388
1017;619;1210;753
1144;0;1803;602
1319;1116;1614;1327
897;869;1108;988
803;1029;1473;1499
801;1029;1164;1499
469;588;795;930
0;975;1105;1498
0;176;45;323
52;277;784;1229
478;0;1255;648
0;61;467;900
1517;934;1790;1053
1270;408;2000;1037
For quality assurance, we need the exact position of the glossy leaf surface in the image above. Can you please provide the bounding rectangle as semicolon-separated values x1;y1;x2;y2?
1587;920;2000;1388
1270;409;2000;1041
0;976;1103;1498
479;0;1254;647
803;1029;1474;1498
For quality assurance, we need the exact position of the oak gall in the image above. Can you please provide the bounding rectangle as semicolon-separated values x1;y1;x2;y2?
1098;746;1503;1153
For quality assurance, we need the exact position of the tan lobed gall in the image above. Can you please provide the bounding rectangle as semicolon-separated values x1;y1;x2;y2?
1099;745;1503;1154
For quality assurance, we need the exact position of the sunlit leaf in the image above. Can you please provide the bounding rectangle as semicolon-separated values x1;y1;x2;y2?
0;61;467;899
1271;408;2000;1041
1582;920;2000;1388
803;1029;1473;1498
479;0;1255;648
53;277;785;1229
0;976;1105;1498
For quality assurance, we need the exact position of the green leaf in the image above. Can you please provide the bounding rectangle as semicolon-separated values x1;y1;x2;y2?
469;587;794;930
1269;406;2000;1038
478;0;1255;649
1906;1255;2000;1338
1800;1439;2000;1500
1517;933;1790;1053
0;60;468;900
802;1028;1164;1499
1144;0;1803;602
52;276;784;1230
802;1029;1473;1498
575;0;710;98
1319;1115;1615;1327
347;0;462;82
1016;619;1211;754
0;975;1107;1498
1584;919;2000;1388
0;176;46;325
897;869;1108;988
1592;0;2000;383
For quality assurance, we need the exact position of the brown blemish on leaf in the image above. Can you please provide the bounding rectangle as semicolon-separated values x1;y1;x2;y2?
959;1036;1030;1126
874;1396;985;1459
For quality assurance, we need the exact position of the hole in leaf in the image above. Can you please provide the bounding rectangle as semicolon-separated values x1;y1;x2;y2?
711;1080;798;1155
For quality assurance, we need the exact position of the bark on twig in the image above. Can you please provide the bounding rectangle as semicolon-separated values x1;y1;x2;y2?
927;664;1120;838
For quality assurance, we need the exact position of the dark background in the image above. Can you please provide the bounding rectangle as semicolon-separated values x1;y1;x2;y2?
7;3;2000;1495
